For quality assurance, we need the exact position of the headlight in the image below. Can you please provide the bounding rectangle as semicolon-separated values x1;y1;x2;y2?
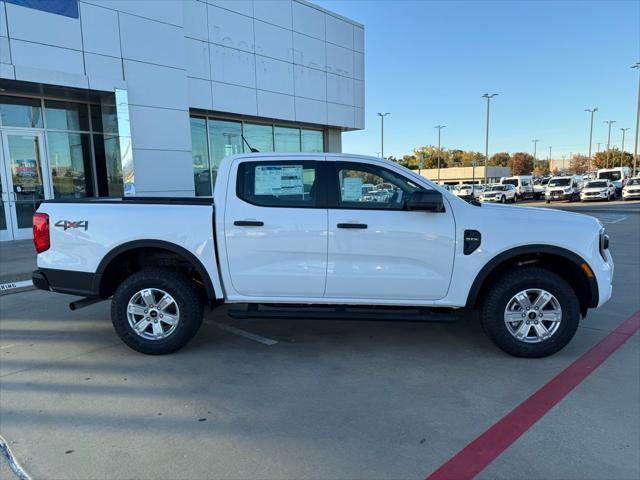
564;187;571;193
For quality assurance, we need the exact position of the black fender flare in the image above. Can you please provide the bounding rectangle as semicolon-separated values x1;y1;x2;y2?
96;240;216;301
465;244;599;309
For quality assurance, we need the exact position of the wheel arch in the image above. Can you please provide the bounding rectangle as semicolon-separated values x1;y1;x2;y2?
466;245;599;316
96;240;216;302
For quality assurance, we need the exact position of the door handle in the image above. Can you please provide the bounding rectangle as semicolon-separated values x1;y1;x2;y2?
234;220;264;227
337;223;367;229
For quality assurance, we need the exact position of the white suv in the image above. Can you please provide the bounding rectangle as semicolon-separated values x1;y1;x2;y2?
622;177;640;201
580;180;615;202
479;184;517;203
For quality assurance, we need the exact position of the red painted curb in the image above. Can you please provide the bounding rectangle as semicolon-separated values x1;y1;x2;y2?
426;310;640;480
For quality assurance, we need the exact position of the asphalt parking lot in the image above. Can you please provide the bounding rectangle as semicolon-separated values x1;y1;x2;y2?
1;203;638;480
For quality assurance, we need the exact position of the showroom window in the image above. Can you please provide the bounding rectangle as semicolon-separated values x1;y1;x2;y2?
190;115;325;196
0;95;124;198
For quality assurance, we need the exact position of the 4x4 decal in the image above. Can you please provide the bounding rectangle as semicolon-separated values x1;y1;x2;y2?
55;220;89;231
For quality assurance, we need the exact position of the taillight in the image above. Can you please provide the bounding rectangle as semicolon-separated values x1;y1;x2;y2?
33;212;50;253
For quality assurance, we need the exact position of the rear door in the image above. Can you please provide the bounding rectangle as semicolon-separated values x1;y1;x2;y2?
223;158;328;297
325;160;456;301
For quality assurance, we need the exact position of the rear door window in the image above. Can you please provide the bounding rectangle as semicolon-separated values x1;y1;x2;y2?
236;160;320;207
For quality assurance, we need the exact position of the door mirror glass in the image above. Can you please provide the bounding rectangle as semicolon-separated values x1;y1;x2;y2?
406;190;444;212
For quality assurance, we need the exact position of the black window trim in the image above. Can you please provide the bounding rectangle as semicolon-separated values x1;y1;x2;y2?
235;159;329;209
327;161;430;211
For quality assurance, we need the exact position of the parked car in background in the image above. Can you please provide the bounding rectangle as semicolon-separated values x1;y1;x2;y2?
501;175;534;199
479;184;517;203
597;167;631;195
580;180;615;202
454;184;484;200
622;177;640;201
546;176;581;203
533;177;550;200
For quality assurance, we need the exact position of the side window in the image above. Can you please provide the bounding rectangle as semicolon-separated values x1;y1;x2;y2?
335;162;423;210
237;160;318;207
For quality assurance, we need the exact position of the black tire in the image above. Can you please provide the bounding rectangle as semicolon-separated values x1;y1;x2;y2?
481;267;580;358
500;195;506;203
111;268;204;355
545;199;550;204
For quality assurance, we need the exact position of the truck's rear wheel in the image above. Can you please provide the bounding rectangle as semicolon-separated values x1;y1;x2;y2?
111;268;203;354
481;267;580;358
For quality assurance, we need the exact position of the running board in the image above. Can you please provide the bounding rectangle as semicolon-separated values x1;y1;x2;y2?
227;304;458;323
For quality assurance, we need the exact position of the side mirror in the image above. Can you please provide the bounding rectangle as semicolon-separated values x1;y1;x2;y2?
406;190;444;212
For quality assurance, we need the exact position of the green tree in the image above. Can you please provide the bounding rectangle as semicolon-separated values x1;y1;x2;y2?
489;152;510;167
593;149;634;169
460;151;484;167
508;152;535;175
533;160;550;177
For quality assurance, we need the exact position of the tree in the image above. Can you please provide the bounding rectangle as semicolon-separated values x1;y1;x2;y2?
569;154;590;174
508;152;535;175
460;151;484;167
533;160;550;177
489;152;510;167
592;149;634;169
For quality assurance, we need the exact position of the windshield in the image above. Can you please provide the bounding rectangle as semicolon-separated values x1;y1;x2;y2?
549;178;571;187
598;171;622;181
487;185;507;191
502;179;518;186
541;178;550;185
585;181;607;188
627;178;640;186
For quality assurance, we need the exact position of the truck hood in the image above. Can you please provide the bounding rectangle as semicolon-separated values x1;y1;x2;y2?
476;203;600;230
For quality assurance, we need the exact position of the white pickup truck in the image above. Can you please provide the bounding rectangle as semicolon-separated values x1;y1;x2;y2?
32;153;613;358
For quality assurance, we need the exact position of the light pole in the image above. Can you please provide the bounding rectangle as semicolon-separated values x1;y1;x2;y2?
532;139;539;167
435;125;446;183
482;93;498;184
620;127;630;167
632;63;640;174
584;108;597;170
604;120;616;168
596;142;601;154
377;113;390;159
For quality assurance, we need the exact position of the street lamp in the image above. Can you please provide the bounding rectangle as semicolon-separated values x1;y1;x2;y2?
482;93;498;184
620;127;630;167
584;107;598;170
604;120;616;168
377;113;390;159
435;125;446;183
531;139;539;174
632;62;640;175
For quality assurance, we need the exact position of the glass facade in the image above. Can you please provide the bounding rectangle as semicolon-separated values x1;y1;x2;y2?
0;95;124;198
189;115;325;196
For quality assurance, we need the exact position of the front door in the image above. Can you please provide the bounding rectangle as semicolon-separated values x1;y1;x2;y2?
0;130;51;240
325;160;456;301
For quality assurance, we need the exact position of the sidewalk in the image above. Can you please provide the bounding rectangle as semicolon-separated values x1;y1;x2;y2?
0;240;36;284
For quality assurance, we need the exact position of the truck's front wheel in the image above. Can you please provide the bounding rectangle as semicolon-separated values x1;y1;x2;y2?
111;268;203;354
481;267;580;358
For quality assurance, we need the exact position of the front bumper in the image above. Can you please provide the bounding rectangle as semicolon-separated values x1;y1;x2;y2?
622;190;640;199
479;196;503;202
581;192;609;201
546;192;573;201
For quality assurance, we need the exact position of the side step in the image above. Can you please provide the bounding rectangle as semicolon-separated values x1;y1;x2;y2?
227;304;458;323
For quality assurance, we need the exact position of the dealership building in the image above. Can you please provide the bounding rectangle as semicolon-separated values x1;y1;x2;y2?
0;0;365;240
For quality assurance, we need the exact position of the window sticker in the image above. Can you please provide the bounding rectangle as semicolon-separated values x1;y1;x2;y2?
343;177;363;201
255;165;304;196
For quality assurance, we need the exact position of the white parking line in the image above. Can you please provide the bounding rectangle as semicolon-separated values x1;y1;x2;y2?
0;280;33;292
207;321;278;346
0;344;18;350
603;215;627;224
